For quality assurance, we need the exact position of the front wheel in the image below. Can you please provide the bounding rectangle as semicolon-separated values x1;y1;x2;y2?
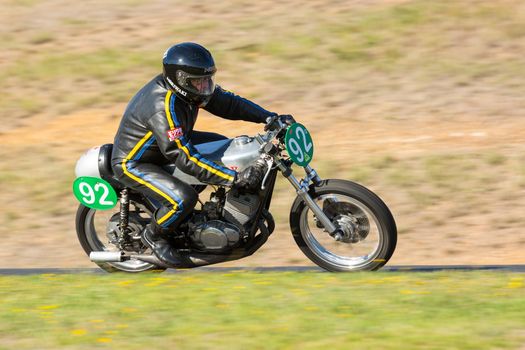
290;179;397;271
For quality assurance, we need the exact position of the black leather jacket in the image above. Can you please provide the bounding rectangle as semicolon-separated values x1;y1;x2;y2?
111;74;275;186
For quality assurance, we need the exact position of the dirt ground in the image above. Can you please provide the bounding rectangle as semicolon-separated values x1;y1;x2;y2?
1;0;524;269
1;107;524;268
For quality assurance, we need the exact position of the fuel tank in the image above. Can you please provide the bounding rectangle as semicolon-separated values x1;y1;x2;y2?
167;136;261;185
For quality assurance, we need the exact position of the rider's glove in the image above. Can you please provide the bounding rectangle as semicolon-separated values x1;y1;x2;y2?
278;114;296;127
233;161;267;192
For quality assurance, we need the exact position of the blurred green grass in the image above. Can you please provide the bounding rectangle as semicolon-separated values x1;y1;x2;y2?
0;272;523;349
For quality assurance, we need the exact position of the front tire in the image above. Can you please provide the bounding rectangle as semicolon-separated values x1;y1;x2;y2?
290;179;397;271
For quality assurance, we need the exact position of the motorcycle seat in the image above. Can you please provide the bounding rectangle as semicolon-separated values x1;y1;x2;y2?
98;143;114;180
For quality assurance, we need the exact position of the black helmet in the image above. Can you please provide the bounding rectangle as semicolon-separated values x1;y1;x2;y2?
162;42;217;106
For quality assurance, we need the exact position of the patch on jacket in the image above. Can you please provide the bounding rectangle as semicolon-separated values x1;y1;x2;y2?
167;127;183;141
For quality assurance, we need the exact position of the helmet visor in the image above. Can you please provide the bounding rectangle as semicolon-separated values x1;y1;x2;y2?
176;70;215;96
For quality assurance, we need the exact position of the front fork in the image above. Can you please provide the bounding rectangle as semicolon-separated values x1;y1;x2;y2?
274;159;344;241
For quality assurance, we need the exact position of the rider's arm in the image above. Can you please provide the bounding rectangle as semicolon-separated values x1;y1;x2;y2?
147;109;237;186
203;85;276;123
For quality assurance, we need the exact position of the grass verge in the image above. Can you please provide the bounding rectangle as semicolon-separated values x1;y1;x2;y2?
0;271;523;349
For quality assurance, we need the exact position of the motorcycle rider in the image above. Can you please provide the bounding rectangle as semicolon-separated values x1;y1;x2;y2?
111;42;294;266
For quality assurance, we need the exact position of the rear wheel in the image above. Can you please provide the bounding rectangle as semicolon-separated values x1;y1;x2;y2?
290;179;397;271
75;198;165;273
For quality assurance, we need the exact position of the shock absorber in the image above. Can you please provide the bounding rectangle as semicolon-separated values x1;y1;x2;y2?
119;188;130;241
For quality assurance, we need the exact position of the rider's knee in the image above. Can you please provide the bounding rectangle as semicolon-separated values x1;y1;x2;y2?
178;186;198;213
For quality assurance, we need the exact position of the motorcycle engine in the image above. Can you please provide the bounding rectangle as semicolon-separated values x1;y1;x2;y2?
222;189;260;227
190;220;241;253
188;188;260;253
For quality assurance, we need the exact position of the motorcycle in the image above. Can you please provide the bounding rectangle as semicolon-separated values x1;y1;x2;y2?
73;117;397;272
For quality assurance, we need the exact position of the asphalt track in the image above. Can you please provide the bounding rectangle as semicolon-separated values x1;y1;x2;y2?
0;265;524;275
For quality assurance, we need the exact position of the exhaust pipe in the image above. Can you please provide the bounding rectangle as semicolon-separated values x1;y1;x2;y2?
90;251;125;263
88;220;271;268
89;251;170;267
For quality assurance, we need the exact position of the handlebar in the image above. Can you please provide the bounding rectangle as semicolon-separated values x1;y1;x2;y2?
255;115;295;155
264;114;296;139
264;115;285;132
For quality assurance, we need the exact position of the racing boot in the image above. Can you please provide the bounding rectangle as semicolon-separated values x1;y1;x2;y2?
141;222;182;267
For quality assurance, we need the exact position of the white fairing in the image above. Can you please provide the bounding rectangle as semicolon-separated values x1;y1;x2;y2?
171;136;261;185
75;146;102;178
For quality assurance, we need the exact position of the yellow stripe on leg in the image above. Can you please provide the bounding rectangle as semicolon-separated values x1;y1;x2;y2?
127;131;153;159
122;159;179;208
157;208;177;225
121;131;179;208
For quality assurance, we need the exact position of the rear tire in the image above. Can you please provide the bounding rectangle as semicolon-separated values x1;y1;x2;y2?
289;179;397;271
76;204;165;273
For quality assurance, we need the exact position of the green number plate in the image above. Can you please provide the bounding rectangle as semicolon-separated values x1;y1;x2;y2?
284;123;314;167
73;177;118;210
